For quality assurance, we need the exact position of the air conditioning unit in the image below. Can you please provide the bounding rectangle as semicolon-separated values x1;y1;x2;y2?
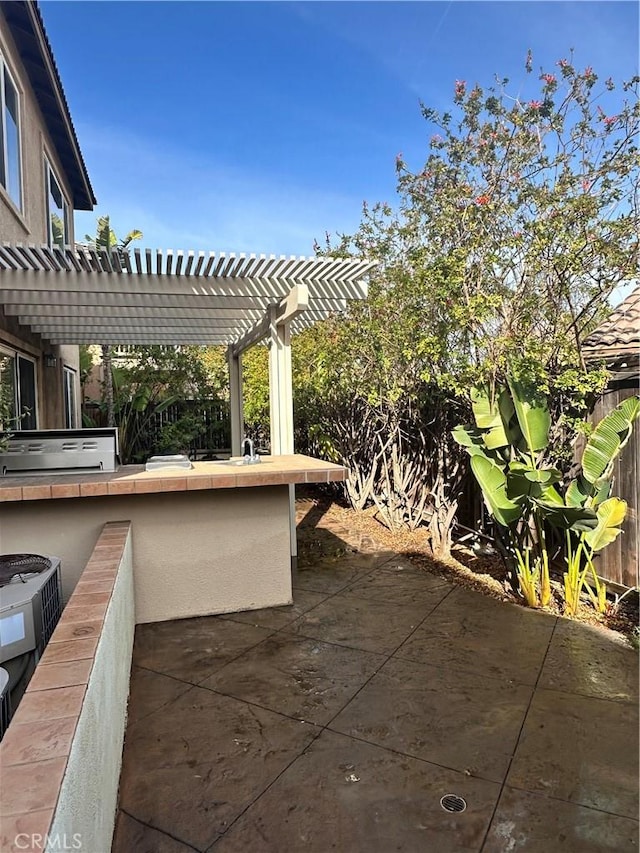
0;555;63;739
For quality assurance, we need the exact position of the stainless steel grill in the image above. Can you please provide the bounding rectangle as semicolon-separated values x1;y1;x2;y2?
0;429;119;476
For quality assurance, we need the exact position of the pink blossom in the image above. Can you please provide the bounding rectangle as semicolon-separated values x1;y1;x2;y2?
541;73;556;84
603;115;618;128
557;59;569;68
475;194;490;205
582;180;590;192
529;100;542;110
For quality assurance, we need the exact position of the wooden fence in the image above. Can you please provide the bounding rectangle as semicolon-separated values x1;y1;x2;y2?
579;379;639;590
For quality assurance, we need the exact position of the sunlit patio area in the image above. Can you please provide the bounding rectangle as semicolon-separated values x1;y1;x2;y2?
112;496;639;853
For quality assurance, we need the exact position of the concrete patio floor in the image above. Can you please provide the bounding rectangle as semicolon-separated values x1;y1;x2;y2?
112;498;639;852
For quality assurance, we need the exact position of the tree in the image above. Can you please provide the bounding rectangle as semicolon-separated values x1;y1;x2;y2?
297;55;638;556
83;216;143;427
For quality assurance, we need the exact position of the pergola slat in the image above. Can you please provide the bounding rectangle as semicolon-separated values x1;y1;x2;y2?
0;243;373;348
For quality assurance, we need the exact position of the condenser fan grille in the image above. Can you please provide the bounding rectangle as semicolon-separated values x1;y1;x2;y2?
0;554;52;586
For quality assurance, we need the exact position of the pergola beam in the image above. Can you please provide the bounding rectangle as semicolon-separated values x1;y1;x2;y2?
230;284;309;357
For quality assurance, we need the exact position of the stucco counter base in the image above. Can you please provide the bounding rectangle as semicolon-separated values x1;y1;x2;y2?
0;455;347;624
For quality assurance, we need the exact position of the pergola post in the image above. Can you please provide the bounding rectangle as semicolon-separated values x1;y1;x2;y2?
268;306;297;562
227;346;244;457
268;306;294;455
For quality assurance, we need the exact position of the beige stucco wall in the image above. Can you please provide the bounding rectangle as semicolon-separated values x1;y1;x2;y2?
0;486;293;622
0;9;76;244
46;530;134;853
0;10;82;429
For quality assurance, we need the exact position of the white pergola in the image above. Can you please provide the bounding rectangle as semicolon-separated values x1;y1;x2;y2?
0;244;374;458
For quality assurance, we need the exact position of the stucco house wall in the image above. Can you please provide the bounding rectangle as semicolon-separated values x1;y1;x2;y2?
0;2;93;429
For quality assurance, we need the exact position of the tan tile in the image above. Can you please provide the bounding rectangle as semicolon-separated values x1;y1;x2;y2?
91;543;124;556
21;485;52;501
99;526;129;535
27;659;92;692
0;809;54;850
236;472;285;487
81;569;117;582
39;637;98;664
161;478;187;492
208;474;237;489
285;472;307;484
0;487;23;502
73;578;113;594
69;591;111;606
60;603;107;623
50;483;80;499
0;758;67;816
134;479;164;494
327;469;347;482
85;555;121;567
1;716;77;766
77;481;108;497
186;476;213;490
13;686;86;724
108;479;136;494
48;620;102;643
84;557;120;569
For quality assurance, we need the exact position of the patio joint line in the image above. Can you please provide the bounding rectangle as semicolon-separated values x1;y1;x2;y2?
193;679;326;730
532;681;639;707
478;615;560;853
119;807;202;852
321;726;504;786
130;627;282;692
205;554;455;850
502;782;640;822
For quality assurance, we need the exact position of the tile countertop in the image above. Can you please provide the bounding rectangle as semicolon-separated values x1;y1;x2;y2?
0;455;348;503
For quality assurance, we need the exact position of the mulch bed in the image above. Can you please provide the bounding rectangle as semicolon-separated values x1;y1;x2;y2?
298;487;638;648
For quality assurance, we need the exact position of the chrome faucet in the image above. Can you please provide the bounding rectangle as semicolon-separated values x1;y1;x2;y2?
241;437;260;464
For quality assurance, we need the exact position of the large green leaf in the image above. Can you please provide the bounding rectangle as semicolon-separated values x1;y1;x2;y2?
582;395;640;484
470;454;522;527
534;501;598;531
566;476;590;507
452;423;485;449
583;497;627;552
470;388;509;449
507;378;550;454
506;461;561;500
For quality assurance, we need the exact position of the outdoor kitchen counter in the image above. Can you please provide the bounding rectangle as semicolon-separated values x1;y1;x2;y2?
0;455;347;623
0;454;347;502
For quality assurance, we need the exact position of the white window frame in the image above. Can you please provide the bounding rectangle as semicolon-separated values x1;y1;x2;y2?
63;365;77;429
44;156;70;249
0;51;23;211
0;344;38;430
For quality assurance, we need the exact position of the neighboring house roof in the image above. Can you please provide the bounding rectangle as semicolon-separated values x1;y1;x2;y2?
0;0;96;209
583;286;640;362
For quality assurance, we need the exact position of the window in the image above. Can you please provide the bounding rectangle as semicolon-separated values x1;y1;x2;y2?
0;348;37;430
45;159;69;248
63;366;77;429
0;55;22;209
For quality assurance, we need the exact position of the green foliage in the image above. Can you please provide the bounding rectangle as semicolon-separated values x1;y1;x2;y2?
454;385;639;613
86;346;219;463
296;55;635;557
581;396;640;485
156;414;207;456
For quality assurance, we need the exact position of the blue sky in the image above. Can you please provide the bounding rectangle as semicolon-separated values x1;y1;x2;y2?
41;1;639;258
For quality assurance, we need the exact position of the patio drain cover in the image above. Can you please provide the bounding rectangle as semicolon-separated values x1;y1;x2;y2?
440;794;467;813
